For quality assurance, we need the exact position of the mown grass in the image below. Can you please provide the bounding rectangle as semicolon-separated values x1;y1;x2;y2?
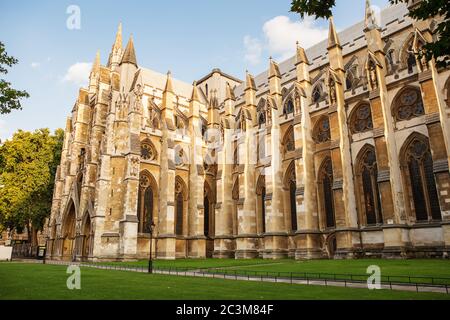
0;263;449;300
91;258;450;285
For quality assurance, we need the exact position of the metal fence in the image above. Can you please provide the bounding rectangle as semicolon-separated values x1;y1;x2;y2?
11;243;38;259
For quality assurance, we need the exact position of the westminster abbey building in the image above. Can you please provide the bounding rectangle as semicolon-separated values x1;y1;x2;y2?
47;1;450;261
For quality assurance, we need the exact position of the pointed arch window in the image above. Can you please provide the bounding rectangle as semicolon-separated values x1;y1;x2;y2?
350;104;373;134
137;173;155;233
393;87;424;122
175;180;185;236
320;159;335;228
313;117;331;144
358;148;383;225
256;176;266;234
283;126;295;154
404;138;441;222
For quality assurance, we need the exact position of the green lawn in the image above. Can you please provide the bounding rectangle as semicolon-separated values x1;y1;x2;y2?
93;258;450;284
0;263;449;300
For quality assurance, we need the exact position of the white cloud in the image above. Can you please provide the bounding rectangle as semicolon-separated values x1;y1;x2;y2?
244;15;328;65
30;62;41;69
63;62;92;86
244;35;263;65
263;15;328;61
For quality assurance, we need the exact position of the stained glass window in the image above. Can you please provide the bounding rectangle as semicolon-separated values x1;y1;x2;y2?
314;117;331;143
406;139;442;221
351;104;373;134
395;88;425;121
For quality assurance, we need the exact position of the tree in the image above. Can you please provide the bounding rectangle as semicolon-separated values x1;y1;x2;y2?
0;41;30;114
0;129;64;244
290;0;450;68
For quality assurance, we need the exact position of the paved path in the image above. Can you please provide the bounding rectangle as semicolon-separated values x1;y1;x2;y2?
10;260;446;295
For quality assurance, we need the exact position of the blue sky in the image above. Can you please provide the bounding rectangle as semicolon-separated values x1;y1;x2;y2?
0;0;388;141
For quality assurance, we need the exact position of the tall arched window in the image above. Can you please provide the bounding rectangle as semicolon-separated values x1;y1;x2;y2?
286;164;298;232
403;137;441;221
313;117;331;143
320;158;335;228
137;173;155;233
357;147;383;225
175;179;185;236
256;175;266;234
350;103;373;134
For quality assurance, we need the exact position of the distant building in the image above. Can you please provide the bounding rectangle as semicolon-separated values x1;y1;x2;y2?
47;1;450;261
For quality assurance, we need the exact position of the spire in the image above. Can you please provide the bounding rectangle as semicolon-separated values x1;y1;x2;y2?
92;50;101;74
364;0;379;30
245;71;256;91
121;35;137;67
191;81;200;102
328;17;341;49
164;71;174;94
295;43;309;65
269;57;281;78
113;22;122;52
225;82;235;101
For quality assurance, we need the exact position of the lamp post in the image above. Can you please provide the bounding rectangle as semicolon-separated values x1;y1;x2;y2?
148;221;156;274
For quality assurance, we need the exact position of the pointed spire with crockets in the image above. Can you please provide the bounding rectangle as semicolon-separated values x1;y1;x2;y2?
225;82;235;101
191;81;200;102
92;50;101;74
269;56;281;79
113;22;122;53
121;35;137;67
295;41;309;65
245;70;256;91
164;71;174;94
328;17;341;49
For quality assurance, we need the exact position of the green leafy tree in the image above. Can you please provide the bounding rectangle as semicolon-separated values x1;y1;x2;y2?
290;0;450;67
0;41;30;114
0;129;64;244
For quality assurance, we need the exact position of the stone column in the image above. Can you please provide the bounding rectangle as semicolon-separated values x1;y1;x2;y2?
264;59;288;259
188;83;207;258
214;84;236;258
157;72;177;260
293;46;322;259
327;18;359;258
364;17;410;257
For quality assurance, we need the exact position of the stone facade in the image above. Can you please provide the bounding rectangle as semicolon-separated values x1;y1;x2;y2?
47;1;450;261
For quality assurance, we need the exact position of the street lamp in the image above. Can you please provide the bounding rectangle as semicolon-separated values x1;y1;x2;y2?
148;221;156;274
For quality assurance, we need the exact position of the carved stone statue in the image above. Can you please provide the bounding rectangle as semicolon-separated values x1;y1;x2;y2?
329;79;337;105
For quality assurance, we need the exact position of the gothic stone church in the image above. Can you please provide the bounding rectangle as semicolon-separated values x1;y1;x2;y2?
47;1;450;261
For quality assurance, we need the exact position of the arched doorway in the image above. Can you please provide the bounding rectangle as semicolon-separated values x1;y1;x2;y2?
82;214;93;261
62;202;76;261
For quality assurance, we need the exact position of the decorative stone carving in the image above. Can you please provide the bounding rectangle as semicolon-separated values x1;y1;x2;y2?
130;156;140;177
